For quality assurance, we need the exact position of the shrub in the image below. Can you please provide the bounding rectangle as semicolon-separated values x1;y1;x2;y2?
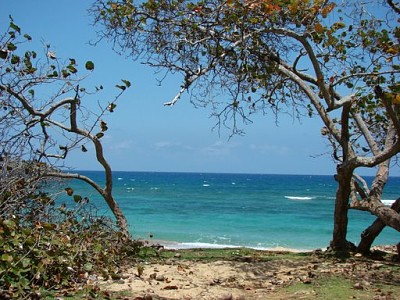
0;195;141;299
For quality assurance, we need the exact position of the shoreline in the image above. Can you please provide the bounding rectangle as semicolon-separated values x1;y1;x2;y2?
140;238;399;255
140;238;323;253
103;241;400;300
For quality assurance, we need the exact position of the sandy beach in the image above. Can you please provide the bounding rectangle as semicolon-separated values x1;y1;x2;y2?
99;246;400;300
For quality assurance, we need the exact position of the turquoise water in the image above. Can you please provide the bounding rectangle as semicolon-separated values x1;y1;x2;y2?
63;171;399;251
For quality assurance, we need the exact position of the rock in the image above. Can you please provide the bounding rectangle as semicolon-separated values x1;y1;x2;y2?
219;293;233;300
111;273;122;280
211;278;222;286
155;274;165;282
353;282;364;290
372;263;384;269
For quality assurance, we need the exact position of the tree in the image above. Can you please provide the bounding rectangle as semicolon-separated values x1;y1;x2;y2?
0;18;131;236
91;0;400;252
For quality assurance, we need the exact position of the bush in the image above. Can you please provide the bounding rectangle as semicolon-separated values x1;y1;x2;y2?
0;195;142;299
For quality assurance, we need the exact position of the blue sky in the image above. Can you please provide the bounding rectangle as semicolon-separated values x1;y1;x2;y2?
1;1;381;176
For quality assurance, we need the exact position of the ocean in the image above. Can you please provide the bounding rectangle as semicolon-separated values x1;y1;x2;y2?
62;171;399;251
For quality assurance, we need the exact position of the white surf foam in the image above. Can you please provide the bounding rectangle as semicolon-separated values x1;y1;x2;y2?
285;196;314;200
382;199;396;206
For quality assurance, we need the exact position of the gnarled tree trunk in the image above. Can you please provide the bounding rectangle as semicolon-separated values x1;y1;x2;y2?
357;199;400;255
330;166;354;252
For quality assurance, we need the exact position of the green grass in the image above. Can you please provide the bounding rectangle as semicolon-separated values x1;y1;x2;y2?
43;288;134;300
278;275;400;300
139;246;312;262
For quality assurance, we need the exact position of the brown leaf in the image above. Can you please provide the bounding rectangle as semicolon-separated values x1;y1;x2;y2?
163;285;178;290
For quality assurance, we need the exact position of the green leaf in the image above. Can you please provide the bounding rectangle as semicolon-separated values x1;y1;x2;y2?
7;42;17;51
108;103;117;112
3;219;16;229
84;263;93;271
1;254;13;262
121;79;131;88
0;49;8;59
100;120;108;132
62;69;70;78
49;70;59;78
85;61;95;70
333;22;346;30
10;22;20;33
23;33;32;41
116;84;126;90
67;65;77;74
21;258;31;268
26;67;37;74
11;54;20;64
96;132;104;139
42;222;56;230
345;82;354;88
73;195;83;203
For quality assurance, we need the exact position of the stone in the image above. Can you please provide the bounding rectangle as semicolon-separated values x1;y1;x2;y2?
353;282;364;290
219;293;233;300
155;274;165;282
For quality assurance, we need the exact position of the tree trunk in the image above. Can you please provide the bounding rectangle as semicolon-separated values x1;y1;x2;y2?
357;199;400;255
330;167;353;252
45;171;130;237
104;193;130;237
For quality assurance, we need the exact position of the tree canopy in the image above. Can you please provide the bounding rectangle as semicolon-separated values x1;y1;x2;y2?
0;18;142;298
91;0;400;252
0;17;131;235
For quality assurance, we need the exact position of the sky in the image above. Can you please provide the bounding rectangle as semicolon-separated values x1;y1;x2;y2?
0;1;388;176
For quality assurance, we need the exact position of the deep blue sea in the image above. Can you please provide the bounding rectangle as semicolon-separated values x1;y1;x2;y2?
62;171;399;251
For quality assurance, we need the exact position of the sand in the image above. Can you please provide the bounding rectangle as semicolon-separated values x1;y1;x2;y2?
98;246;399;300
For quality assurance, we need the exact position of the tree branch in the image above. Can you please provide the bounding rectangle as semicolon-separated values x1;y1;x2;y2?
277;63;342;142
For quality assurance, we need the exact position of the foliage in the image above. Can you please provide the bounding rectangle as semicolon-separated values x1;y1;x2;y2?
0;18;141;299
91;0;399;136
0;17;131;235
91;0;400;251
0;196;142;299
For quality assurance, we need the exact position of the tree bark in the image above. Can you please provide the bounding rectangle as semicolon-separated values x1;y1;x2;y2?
357;199;400;254
330;166;353;252
46;171;130;237
104;194;129;237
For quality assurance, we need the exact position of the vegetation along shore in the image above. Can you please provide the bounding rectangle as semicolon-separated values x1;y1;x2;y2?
1;1;400;299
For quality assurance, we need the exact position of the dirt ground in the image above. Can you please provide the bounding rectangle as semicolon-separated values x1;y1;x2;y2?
100;246;400;300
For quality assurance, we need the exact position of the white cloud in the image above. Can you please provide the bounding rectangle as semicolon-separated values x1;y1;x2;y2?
201;140;239;156
249;143;290;155
109;139;134;151
153;141;194;151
